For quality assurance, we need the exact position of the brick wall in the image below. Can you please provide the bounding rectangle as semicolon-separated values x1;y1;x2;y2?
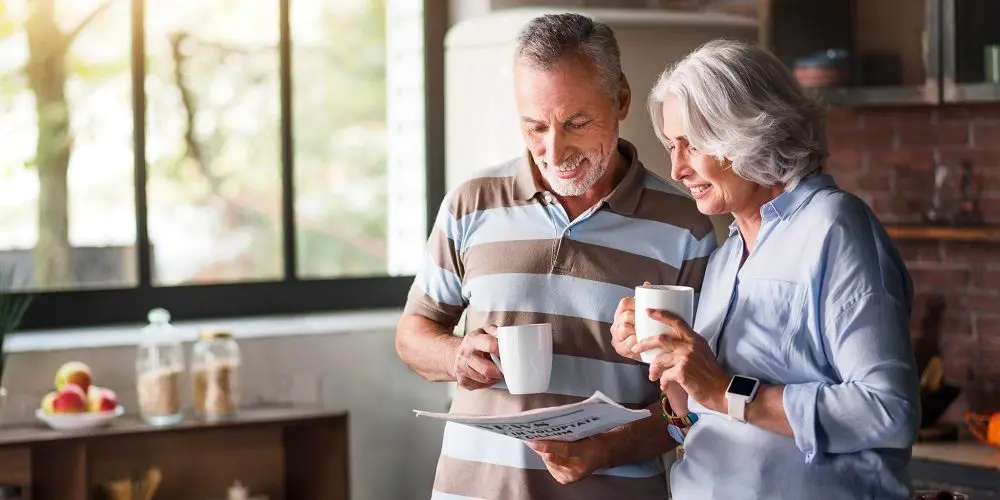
825;103;1000;417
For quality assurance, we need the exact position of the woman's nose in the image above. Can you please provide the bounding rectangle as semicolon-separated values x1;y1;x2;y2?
670;148;690;182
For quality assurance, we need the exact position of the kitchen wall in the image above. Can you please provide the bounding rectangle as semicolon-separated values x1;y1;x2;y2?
825;104;1000;416
2;320;451;500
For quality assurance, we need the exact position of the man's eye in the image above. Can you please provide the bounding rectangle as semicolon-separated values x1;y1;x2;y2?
568;121;587;129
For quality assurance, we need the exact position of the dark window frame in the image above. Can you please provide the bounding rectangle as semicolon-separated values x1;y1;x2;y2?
17;0;447;331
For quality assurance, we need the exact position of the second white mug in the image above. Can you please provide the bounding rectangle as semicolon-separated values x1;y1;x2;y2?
490;323;553;395
634;285;695;363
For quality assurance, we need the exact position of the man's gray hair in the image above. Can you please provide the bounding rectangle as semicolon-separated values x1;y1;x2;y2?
648;39;828;190
515;13;623;99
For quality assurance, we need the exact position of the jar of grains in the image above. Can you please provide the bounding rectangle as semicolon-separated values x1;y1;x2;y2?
192;329;240;420
136;308;185;426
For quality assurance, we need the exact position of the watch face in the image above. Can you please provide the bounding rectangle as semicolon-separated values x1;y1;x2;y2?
667;424;685;444
727;375;758;397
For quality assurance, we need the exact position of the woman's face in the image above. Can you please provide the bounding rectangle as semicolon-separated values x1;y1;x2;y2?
660;95;762;216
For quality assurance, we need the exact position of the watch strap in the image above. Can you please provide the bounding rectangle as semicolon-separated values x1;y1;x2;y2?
661;393;699;428
727;393;748;422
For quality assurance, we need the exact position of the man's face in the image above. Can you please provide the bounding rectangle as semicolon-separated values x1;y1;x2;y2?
514;57;629;197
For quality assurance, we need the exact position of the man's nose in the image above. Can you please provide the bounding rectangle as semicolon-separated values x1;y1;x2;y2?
544;129;567;166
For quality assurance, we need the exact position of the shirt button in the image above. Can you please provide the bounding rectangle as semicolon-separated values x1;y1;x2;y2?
543;192;553;203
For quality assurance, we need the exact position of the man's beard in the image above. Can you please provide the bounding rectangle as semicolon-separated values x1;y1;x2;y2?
535;139;617;197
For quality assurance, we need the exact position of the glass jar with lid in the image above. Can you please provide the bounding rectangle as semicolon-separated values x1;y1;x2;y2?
191;329;240;420
136;308;185;426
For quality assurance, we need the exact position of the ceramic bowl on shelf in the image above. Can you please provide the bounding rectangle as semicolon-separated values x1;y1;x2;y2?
35;405;124;431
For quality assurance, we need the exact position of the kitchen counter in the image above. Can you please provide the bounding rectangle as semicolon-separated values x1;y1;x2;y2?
910;441;1000;498
913;441;1000;471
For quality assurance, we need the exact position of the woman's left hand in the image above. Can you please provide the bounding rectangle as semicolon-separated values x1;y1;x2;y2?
632;309;731;411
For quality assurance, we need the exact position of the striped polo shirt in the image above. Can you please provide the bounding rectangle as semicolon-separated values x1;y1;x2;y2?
404;138;717;500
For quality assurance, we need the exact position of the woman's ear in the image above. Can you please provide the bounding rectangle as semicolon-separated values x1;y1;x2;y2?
616;74;631;120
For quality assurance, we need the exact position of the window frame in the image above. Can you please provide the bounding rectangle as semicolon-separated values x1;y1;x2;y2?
17;0;447;331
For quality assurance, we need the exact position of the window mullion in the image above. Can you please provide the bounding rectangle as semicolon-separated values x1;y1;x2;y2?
279;0;297;282
132;0;152;290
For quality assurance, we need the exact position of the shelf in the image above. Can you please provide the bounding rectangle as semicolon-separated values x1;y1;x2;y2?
0;405;341;446
0;406;348;500
761;0;942;108
810;85;938;107
943;82;1000;103
885;225;1000;242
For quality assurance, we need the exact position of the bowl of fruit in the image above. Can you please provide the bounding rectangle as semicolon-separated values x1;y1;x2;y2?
36;361;123;431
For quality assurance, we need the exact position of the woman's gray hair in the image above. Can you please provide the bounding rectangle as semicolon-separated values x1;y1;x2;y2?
648;39;827;190
515;13;622;99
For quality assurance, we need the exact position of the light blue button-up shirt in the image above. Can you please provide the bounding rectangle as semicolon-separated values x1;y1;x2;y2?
669;173;921;500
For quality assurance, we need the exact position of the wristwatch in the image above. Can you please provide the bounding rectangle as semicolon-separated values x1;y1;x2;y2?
725;375;760;423
661;393;698;444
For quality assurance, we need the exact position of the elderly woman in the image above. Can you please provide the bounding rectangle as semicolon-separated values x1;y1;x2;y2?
610;40;920;499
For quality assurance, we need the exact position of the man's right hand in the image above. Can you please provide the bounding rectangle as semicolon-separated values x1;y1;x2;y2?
611;296;642;362
451;325;504;390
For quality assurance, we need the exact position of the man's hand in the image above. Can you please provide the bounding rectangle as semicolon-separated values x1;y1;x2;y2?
611;298;641;361
526;436;611;484
451;326;503;390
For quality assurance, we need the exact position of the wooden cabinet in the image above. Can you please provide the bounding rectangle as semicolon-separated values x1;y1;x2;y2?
761;0;1000;106
0;407;348;500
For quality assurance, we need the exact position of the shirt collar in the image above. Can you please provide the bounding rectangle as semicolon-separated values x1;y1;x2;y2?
513;138;646;215
728;173;836;236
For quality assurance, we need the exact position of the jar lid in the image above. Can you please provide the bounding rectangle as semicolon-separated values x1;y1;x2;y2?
198;329;234;340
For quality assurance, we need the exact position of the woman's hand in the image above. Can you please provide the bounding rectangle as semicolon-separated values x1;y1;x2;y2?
610;296;641;362
633;309;731;412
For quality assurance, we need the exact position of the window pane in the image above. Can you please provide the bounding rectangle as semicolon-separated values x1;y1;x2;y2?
145;0;282;286
292;0;426;279
0;0;136;292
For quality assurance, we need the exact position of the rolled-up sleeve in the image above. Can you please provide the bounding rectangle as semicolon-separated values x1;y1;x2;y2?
402;196;468;328
783;292;920;463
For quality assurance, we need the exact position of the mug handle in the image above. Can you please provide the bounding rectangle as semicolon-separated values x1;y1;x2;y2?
489;353;503;373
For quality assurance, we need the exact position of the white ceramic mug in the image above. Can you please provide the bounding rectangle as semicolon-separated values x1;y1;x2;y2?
490;323;553;395
634;285;695;363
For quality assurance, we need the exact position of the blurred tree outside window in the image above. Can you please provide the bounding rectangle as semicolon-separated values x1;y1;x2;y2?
0;0;427;295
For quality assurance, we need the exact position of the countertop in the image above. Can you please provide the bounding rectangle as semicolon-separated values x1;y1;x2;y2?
0;405;344;446
912;441;1000;471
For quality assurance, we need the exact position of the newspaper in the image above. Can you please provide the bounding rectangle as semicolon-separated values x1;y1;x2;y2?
414;391;650;442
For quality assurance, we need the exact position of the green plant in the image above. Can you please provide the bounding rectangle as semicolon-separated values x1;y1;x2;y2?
0;266;34;387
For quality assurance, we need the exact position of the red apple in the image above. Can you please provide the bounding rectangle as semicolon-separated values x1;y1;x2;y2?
55;361;92;393
87;386;119;413
51;384;87;413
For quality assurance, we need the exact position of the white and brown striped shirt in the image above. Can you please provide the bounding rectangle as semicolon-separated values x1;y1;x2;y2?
404;139;716;500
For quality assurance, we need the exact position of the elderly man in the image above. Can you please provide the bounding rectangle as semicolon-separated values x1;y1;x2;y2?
395;13;716;499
